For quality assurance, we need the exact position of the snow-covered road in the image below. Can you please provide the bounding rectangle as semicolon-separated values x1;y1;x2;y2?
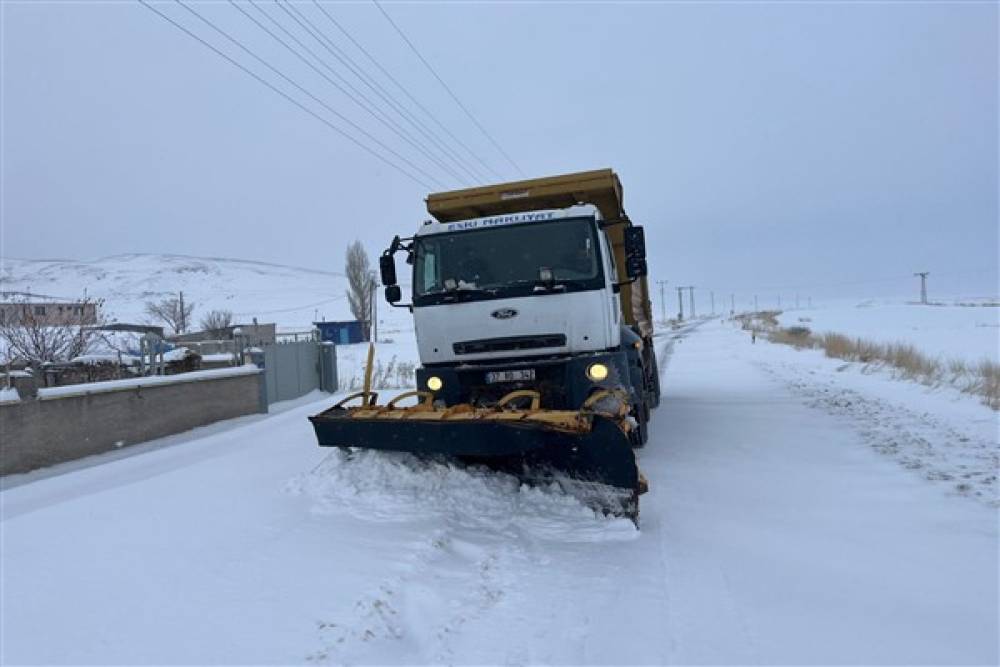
2;321;996;664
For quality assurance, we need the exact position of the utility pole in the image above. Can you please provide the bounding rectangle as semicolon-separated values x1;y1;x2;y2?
688;286;696;318
676;286;685;321
754;295;759;312
178;291;186;333
730;293;735;316
369;271;378;342
656;279;669;323
914;272;929;304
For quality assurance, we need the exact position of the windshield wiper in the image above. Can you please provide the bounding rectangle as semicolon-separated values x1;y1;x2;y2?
440;286;495;302
504;278;593;293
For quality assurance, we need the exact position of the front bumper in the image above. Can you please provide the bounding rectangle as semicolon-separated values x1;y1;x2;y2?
416;350;633;410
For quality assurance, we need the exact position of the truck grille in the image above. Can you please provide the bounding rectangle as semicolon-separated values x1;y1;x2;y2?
453;334;567;356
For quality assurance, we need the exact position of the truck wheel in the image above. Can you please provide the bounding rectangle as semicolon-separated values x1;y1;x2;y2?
649;352;661;408
630;400;649;449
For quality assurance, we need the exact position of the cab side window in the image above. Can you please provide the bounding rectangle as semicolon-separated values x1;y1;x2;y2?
603;231;617;283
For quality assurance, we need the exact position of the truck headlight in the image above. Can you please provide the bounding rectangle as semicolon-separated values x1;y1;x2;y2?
426;376;443;391
586;363;609;381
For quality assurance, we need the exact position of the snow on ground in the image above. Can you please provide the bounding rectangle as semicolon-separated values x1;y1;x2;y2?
746;320;999;505
2;319;996;664
777;300;999;364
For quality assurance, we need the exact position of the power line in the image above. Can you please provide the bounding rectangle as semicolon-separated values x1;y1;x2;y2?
265;0;466;186
289;0;485;185
372;0;524;179
215;0;441;184
137;0;434;189
310;0;494;184
206;0;446;188
233;294;343;317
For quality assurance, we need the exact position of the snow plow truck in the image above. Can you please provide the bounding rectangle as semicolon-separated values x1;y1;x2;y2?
309;169;658;521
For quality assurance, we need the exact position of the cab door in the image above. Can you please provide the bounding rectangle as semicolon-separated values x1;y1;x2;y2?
600;227;620;347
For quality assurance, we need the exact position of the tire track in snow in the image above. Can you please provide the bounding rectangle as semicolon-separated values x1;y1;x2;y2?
757;360;999;506
289;452;635;664
648;325;688;662
305;530;513;664
648;320;767;664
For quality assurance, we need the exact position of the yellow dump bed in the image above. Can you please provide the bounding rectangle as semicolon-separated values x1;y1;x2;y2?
426;169;653;338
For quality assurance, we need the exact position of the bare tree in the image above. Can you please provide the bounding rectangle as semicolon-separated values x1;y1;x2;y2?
199;309;233;337
145;294;195;334
0;295;107;364
345;241;376;341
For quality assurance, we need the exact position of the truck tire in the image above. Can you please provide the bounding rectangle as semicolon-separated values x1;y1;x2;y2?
649;351;661;408
630;399;649;448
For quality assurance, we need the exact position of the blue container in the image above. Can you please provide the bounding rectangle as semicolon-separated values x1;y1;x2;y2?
314;320;365;345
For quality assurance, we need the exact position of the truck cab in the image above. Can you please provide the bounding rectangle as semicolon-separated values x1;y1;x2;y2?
410;206;620;365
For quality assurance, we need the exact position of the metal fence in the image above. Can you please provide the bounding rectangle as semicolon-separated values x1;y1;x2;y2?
258;340;337;405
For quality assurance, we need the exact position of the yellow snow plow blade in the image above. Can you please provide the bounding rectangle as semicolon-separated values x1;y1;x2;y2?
309;388;647;520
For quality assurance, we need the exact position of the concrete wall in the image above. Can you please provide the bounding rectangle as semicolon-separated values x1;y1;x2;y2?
0;370;265;475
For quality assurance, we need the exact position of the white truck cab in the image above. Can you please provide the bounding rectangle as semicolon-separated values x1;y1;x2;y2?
409;206;622;365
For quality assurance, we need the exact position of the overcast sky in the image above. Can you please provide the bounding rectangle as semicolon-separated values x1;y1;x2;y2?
2;1;997;303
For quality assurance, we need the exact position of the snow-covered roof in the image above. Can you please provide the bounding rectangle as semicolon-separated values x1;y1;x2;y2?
200;353;235;363
71;353;140;366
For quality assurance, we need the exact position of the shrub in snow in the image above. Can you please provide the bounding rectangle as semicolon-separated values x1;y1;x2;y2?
770;328;999;410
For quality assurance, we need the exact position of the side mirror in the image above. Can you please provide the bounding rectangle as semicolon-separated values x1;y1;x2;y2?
624;225;647;279
384;284;402;304
624;226;646;257
379;253;397;286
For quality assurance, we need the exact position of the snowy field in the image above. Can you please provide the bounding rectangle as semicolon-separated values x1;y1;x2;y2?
2;319;996;665
0;254;358;330
776;300;999;365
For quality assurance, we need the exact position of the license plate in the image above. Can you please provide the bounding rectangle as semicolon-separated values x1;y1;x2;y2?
485;369;535;384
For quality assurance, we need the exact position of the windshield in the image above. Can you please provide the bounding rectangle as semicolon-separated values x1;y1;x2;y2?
413;217;604;304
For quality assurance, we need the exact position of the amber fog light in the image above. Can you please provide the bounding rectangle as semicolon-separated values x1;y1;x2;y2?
586;363;609;381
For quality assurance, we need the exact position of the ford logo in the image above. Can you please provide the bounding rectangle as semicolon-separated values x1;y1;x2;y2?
491;308;518;320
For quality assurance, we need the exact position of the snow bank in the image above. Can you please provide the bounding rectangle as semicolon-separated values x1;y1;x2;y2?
0;386;20;403
37;365;260;400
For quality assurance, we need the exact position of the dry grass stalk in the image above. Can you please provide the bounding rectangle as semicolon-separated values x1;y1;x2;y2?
768;327;998;410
